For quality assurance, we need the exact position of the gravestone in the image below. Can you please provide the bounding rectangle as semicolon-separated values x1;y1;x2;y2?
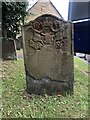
16;35;23;50
23;14;74;95
2;38;17;60
18;35;23;49
16;39;21;50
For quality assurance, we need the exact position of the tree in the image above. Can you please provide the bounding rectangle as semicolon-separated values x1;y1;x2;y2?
2;2;28;38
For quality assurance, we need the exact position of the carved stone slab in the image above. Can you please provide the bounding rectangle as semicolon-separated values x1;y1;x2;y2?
23;14;74;95
2;38;17;60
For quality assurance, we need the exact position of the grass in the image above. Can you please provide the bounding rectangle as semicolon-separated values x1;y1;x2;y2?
2;57;89;118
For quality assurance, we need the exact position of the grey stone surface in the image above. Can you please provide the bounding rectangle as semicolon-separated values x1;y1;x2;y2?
23;14;74;95
16;39;21;50
2;38;17;60
86;54;90;62
16;35;23;50
76;53;85;58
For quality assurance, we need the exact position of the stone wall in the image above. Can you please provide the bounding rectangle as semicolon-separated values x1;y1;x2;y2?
25;0;63;23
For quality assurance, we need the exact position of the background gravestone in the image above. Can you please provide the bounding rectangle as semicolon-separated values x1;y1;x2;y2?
23;14;74;95
16;35;23;50
16;38;21;50
2;38;17;60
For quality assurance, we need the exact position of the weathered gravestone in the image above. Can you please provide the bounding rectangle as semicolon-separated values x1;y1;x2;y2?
2;38;17;60
23;14;74;95
16;39;21;50
16;35;23;50
18;35;23;49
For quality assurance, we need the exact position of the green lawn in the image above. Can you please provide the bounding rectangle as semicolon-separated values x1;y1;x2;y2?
2;57;89;118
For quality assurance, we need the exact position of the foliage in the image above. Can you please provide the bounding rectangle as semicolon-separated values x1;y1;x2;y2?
2;56;89;118
2;2;28;38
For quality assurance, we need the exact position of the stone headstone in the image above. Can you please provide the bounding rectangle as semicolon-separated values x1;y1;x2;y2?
16;38;21;50
86;54;90;62
18;36;23;49
23;14;74;95
2;38;17;60
16;35;23;50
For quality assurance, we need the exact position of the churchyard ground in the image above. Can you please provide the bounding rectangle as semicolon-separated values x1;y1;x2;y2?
2;56;89;118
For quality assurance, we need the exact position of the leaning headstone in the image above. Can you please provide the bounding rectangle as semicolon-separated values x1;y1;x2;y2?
23;14;74;95
2;38;17;60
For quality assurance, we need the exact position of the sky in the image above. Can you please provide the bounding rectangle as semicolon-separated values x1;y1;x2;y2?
50;0;69;20
28;0;69;20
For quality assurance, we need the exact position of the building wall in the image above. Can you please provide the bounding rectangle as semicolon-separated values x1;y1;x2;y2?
25;0;63;23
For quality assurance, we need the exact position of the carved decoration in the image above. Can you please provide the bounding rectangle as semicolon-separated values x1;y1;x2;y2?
26;15;68;52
